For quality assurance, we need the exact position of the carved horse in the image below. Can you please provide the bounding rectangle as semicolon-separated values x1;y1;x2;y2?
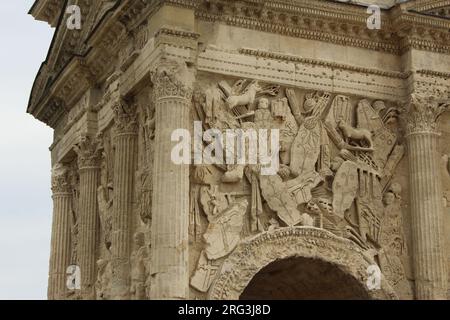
337;120;374;149
226;81;262;110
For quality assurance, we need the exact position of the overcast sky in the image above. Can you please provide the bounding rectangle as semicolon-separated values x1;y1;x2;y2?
0;1;54;299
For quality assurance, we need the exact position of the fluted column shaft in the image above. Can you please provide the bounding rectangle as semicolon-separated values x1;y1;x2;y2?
111;101;138;300
75;137;101;300
150;59;193;299
48;167;72;300
405;94;449;300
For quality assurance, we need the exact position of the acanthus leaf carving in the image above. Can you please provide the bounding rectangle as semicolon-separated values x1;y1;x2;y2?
74;135;103;169
150;57;195;101
51;164;72;194
112;98;139;135
404;92;450;136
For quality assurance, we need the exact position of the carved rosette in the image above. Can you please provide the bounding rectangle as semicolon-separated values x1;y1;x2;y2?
404;93;450;136
75;136;103;170
150;58;194;101
112;99;138;136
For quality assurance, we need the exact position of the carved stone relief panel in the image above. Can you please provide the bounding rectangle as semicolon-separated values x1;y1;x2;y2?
133;88;154;300
97;128;114;257
439;112;450;294
189;74;409;298
66;160;80;300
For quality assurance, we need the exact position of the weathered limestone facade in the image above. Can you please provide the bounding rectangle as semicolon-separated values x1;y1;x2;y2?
29;0;450;300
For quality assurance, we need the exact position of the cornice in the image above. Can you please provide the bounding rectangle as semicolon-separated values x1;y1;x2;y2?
29;0;450;128
416;69;450;79
239;48;411;79
29;0;64;27
403;0;450;12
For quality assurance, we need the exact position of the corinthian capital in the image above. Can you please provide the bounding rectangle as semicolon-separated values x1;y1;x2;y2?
404;92;450;136
150;57;194;100
51;164;71;194
74;135;103;169
112;98;138;135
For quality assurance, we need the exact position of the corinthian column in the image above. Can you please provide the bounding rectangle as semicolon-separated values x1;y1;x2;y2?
150;58;194;299
405;93;449;300
110;99;138;300
48;164;72;300
75;136;102;300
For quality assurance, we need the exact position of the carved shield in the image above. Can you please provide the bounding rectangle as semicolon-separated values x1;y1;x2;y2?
332;161;358;219
357;100;397;169
260;175;303;226
203;200;248;260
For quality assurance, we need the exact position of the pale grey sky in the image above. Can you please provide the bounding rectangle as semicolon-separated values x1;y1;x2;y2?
0;1;54;299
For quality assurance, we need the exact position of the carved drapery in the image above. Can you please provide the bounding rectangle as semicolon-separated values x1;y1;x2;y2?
75;136;102;299
150;58;194;299
48;165;73;300
405;93;449;300
110;99;138;299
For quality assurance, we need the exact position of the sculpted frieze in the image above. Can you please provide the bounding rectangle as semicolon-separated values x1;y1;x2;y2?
189;76;407;295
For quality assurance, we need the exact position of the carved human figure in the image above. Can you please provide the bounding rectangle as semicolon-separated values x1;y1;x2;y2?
379;183;407;286
191;185;249;293
130;232;149;300
95;258;112;300
97;183;113;251
441;154;450;209
289;91;330;178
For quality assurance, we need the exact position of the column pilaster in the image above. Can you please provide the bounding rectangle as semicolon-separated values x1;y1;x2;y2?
110;99;138;300
405;93;449;299
149;58;194;299
75;136;102;300
48;164;73;300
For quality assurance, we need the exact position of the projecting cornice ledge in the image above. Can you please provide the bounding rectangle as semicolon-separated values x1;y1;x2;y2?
28;0;450;128
29;0;65;27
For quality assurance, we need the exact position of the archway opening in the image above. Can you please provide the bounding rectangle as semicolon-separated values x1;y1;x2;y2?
240;257;371;300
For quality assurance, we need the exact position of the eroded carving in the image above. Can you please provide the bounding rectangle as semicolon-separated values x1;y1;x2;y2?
379;183;408;287
130;232;150;300
190;78;406;296
404;92;450;135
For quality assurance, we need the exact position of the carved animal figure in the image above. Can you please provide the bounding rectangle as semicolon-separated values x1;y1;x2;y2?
226;81;262;110
337;120;374;149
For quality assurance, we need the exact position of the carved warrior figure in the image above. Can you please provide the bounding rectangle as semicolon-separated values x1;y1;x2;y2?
190;77;406;296
379;183;407;287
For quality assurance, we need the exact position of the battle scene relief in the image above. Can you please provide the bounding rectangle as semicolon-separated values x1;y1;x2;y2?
188;75;411;298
